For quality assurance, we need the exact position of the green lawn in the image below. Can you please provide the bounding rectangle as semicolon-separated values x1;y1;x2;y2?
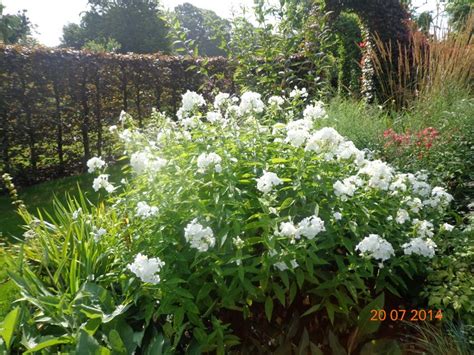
0;164;125;239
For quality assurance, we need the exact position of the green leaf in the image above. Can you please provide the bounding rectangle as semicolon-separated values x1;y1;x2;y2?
301;304;321;317
295;268;304;289
82;318;102;336
76;330;110;355
356;292;385;339
265;296;273;322
109;329;127;354
24;336;74;354
0;306;20;350
279;197;294;210
273;283;286;306
328;330;347;355
297;328;310;355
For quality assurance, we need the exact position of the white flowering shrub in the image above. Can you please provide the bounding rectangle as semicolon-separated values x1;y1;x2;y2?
9;91;455;353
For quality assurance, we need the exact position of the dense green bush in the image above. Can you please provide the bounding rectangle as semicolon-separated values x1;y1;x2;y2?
2;90;458;353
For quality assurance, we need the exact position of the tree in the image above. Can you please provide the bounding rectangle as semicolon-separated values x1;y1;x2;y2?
0;4;33;44
445;0;473;31
173;3;230;57
62;0;170;54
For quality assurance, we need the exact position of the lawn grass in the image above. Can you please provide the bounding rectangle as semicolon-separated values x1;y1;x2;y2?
0;163;125;240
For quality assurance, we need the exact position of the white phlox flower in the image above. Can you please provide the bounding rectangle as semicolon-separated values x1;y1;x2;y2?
358;160;394;190
180;90;205;113
135;201;159;219
91;227;106;242
355;234;395;262
305;127;345;159
184;219;215;252
268;95;284;107
277;221;298;238
335;141;365;165
303;102;327;120
127;253;165;284
92;174;115;193
206;111;225;124
402;237;436;258
289;86;308;99
295;215;326;240
424;187;453;209
87;157;106;173
442;223;454;231
197;152;222;173
333;176;362;201
285;128;310;148
412;219;434;238
214;92;230;110
130;151;167;174
256;171;283;194
395;209;410;224
239;91;265;115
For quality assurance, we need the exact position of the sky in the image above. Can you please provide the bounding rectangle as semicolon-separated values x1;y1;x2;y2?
2;0;444;47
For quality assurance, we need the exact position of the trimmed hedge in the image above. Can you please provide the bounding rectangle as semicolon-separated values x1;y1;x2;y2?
0;45;233;185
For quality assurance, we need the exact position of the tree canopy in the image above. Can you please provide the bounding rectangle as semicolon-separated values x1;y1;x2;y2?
0;4;33;45
61;0;170;53
173;3;230;57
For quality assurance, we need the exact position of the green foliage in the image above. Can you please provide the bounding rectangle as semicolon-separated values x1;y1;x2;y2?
421;224;474;325
172;3;230;57
61;0;170;53
0;5;33;45
4;91;456;352
83;37;121;53
226;0;337;98
446;0;474;31
331;13;363;95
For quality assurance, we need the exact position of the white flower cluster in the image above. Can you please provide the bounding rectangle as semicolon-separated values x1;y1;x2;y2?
295;216;326;239
336;141;365;165
305;127;345;159
91;227;106;242
268;96;284;107
358;160;394;190
184;219;215;252
404;197;423;213
277;215;325;240
135;201;159;219
239;91;265;115
214;92;230;110
402;237;436;258
130;151;167;174
179;90;205;114
274;259;299;271
333;176;363;201
206;111;225;124
197;152;222;173
92;174;115;193
395;208;410;224
127;253;165;284
424;187;453;209
87;157;106;173
412;219;434;238
256;171;283;194
303;102;327;120
285;127;310;147
289;86;308;99
72;208;82;220
355;234;395;262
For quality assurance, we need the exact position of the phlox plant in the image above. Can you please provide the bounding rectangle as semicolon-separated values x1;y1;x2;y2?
4;89;456;354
